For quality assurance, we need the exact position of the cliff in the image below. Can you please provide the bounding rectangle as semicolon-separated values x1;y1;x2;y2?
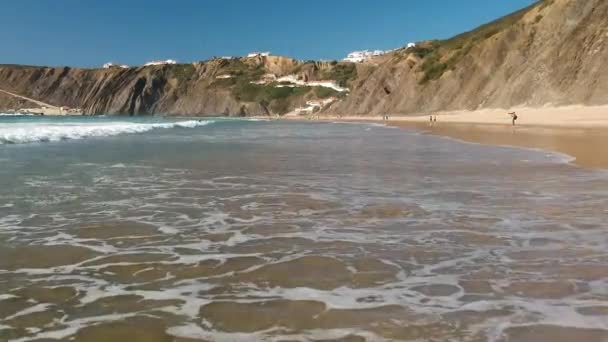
0;57;352;116
0;0;606;116
332;0;608;115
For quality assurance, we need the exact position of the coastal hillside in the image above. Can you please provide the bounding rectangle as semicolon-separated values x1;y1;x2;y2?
0;57;354;116
0;0;606;116
333;0;608;115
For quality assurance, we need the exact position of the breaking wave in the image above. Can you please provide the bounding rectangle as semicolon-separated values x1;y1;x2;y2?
0;120;214;145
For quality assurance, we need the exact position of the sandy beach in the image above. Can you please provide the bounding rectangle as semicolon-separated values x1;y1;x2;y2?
316;105;608;170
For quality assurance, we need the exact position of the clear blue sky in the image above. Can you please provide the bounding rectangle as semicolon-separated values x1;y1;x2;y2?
0;0;536;68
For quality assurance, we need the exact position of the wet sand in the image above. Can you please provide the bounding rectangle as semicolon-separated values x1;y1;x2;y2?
311;105;608;169
390;122;608;170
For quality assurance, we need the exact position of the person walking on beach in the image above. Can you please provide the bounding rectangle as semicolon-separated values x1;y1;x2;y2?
508;112;518;126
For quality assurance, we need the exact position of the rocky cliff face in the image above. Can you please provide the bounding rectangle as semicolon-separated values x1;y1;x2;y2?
0;57;347;116
331;0;608;115
0;0;606;116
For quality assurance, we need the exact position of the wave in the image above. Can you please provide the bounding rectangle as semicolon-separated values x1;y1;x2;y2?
0;113;37;117
0;120;213;145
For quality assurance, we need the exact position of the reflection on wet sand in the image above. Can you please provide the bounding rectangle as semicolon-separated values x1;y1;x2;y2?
393;122;608;169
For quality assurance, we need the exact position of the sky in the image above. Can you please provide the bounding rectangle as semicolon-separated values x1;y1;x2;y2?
0;0;536;68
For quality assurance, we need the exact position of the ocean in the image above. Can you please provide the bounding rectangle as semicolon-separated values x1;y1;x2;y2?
0;115;607;341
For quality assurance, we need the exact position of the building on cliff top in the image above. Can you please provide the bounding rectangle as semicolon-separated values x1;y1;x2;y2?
103;62;130;69
343;50;385;63
144;59;177;66
247;52;271;58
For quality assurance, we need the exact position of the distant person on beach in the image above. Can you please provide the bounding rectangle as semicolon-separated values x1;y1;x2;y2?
509;112;518;126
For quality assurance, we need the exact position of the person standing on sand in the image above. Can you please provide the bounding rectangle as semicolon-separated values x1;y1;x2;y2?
509;112;518;126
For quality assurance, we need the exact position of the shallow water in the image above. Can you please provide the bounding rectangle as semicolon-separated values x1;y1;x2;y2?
0;116;607;341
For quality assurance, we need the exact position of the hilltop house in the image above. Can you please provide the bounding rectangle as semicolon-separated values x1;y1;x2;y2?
144;59;177;66
103;62;129;69
343;50;386;63
247;52;271;58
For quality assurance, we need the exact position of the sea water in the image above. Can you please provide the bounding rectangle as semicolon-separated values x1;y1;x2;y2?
0;115;607;341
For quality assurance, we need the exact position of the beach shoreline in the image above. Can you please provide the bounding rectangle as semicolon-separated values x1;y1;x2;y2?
284;105;608;170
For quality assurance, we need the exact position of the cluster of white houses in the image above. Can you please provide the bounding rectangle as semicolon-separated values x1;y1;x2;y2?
103;52;272;69
144;59;177;66
247;51;271;58
102;62;130;69
102;59;177;69
342;43;416;63
103;42;419;69
343;50;385;63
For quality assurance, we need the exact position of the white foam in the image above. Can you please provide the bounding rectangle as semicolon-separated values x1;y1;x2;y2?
4;303;52;320
0;113;36;117
0;120;214;145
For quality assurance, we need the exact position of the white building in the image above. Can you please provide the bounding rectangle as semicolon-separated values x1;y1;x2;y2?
247;51;271;58
407;43;416;48
343;50;387;63
103;62;130;69
144;59;178;66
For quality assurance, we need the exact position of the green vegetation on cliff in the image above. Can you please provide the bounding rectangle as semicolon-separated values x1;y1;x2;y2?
413;1;540;84
314;87;339;99
320;64;357;87
233;83;310;102
171;64;195;83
